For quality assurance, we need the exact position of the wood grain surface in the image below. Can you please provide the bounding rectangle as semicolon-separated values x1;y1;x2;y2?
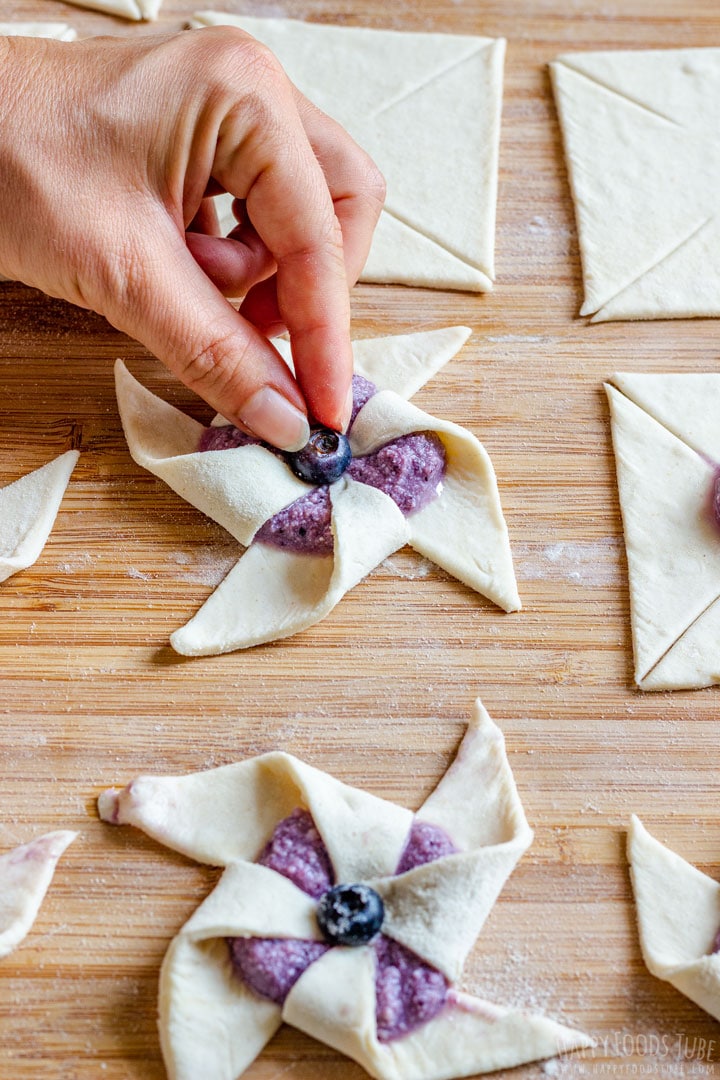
2;1;720;1077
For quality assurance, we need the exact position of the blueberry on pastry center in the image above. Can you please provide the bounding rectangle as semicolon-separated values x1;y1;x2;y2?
199;374;447;556
316;882;385;946
285;428;352;486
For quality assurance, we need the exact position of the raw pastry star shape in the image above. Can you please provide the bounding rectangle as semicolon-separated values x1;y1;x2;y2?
192;12;505;293
552;48;720;321
0;451;79;584
115;326;520;656
629;816;720;1022
606;374;720;691
98;700;591;1080
0;830;76;960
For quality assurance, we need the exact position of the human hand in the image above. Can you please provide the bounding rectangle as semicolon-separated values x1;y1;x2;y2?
0;28;385;449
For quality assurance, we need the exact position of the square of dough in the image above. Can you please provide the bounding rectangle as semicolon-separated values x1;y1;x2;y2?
192;13;505;293
605;374;720;690
552;48;720;321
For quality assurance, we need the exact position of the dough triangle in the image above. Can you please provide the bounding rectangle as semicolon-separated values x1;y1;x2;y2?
640;595;720;690
362;212;492;291
594;217;720;321
0;831;77;959
557;48;720;128
605;384;720;683
628;816;720;1022
0;451;79;582
610;371;720;464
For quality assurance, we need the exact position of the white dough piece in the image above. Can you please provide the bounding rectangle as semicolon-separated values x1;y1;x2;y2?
64;0;161;20
99;699;591;1080
0;451;79;583
0;831;77;959
605;376;720;690
115;327;520;656
628;816;720;1021
191;13;505;293
551;48;720;321
0;22;76;40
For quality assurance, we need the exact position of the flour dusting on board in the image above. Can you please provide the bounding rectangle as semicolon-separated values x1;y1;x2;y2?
515;538;621;587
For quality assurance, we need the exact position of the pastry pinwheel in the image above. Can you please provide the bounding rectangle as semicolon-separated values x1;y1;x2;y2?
99;700;591;1080
115;327;519;655
0;830;76;960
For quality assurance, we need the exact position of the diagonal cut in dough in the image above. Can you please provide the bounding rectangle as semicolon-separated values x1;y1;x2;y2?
191;13;505;293
606;376;720;691
99;699;592;1080
551;48;720;321
0;451;79;584
628;816;720;1021
0;831;77;960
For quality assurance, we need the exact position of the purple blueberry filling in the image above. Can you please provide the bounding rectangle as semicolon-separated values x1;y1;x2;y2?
712;471;720;530
255;488;334;557
228;937;330;1004
227;808;458;1041
199;425;257;452
257;806;334;898
198;374;446;556
396;819;459;873
375;935;449;1042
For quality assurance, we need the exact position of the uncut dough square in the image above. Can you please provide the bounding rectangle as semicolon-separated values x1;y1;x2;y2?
192;13;505;293
552;48;720;321
606;374;720;691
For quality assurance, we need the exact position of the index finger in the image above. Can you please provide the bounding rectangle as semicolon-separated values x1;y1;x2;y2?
214;59;353;432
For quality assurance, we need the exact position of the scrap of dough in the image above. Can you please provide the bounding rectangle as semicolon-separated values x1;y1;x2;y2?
99;699;591;1080
628;816;720;1021
0;831;77;959
551;48;720;321
191;13;505;293
0;22;77;39
64;0;161;20
115;327;520;656
605;376;720;690
0;451;79;583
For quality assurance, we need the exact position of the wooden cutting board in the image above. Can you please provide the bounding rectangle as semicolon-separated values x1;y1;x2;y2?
2;1;720;1077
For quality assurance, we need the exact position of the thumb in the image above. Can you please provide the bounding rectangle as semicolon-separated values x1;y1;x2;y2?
98;215;310;452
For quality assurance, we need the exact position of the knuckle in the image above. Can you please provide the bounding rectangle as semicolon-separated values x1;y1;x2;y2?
179;329;245;394
363;158;387;209
194;27;287;96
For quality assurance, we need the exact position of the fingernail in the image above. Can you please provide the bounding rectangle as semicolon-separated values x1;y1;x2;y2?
340;384;354;432
238;387;310;452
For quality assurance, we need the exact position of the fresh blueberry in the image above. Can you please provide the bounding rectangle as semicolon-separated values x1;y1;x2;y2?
285;427;352;486
316;883;384;946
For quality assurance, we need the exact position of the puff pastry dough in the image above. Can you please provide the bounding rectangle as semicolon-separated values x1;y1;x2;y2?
0;451;79;584
115;328;519;655
606;375;720;690
0;22;76;40
0;831;76;960
552;48;720;321
64;0;161;20
629;815;720;1021
99;699;591;1080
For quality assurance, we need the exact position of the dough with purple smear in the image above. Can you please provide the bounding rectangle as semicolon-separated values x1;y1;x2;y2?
98;700;591;1080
